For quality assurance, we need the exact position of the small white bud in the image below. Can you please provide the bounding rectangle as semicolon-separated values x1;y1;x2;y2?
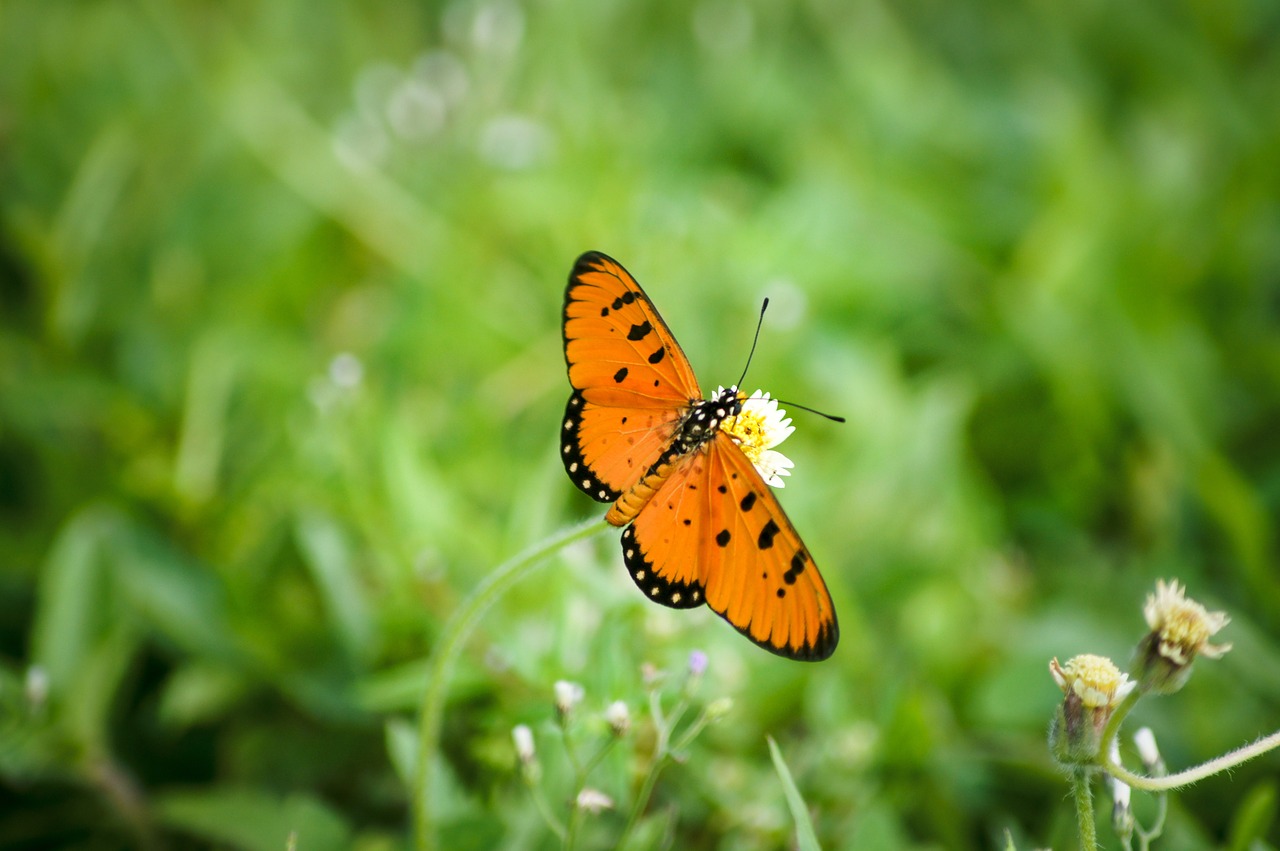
512;724;536;765
575;788;614;814
1134;727;1162;771
603;700;630;737
554;680;584;717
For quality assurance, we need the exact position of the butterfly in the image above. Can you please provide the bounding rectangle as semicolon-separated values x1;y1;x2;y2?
560;251;839;661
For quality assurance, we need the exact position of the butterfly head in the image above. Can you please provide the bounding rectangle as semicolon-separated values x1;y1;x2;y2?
718;387;796;488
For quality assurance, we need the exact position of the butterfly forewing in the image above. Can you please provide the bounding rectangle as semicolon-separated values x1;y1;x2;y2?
562;252;703;501
563;252;701;407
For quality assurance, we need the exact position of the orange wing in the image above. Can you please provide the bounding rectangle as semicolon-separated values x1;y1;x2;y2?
625;436;839;661
561;252;700;502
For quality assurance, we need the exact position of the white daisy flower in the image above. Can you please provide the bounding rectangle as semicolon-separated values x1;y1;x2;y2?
719;387;795;488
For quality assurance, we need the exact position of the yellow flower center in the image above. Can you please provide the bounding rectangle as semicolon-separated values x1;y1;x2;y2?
1054;654;1129;708
722;407;770;464
1156;602;1214;665
1145;579;1231;665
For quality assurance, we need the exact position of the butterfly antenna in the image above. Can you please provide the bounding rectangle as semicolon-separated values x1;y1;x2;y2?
734;298;769;392
775;399;846;423
736;298;845;423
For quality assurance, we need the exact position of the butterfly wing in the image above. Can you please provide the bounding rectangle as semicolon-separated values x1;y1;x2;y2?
700;434;838;660
624;435;839;660
622;450;712;610
562;252;701;502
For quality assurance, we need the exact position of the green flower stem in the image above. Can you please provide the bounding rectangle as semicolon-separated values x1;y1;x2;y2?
1098;689;1141;757
413;517;611;851
1103;728;1280;792
526;775;567;841
1072;769;1099;851
565;801;582;851
617;752;670;849
579;738;618;781
560;719;583;777
565;738;618;851
616;689;684;848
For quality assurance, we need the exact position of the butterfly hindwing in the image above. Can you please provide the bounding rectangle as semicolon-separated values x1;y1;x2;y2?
623;451;712;609
562;252;701;500
623;436;839;661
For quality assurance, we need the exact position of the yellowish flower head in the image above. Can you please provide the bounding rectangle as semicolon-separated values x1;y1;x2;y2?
1049;654;1135;766
1142;578;1232;666
1050;654;1136;708
720;387;795;488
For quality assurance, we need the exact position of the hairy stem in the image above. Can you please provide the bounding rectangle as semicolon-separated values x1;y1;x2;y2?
1073;769;1099;851
1104;728;1280;792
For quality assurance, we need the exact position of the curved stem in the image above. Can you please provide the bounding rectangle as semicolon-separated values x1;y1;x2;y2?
413;517;611;851
1099;689;1140;755
1104;728;1280;792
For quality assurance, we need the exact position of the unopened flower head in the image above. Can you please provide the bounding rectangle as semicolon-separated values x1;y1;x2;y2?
553;679;584;719
1107;739;1134;841
640;662;662;690
1133;726;1163;773
688;649;708;678
1049;655;1135;766
575;788;615;814
720;388;795;488
512;724;536;766
1135;579;1231;694
604;700;630;737
705;696;734;721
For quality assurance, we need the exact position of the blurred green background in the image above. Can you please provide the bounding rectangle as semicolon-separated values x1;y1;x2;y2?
3;0;1279;848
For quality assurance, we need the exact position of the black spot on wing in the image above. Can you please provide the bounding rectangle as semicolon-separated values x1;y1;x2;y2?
627;320;653;341
621;526;705;610
613;367;628;383
739;492;757;512
715;529;731;547
648;346;665;364
560;391;622;503
757;519;780;550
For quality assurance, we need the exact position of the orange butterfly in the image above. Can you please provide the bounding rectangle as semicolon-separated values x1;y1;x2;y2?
561;251;839;661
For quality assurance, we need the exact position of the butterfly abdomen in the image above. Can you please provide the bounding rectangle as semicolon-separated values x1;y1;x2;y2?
605;443;696;526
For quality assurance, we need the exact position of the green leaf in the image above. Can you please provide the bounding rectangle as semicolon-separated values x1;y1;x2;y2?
30;507;121;692
295;509;375;664
1226;780;1277;851
155;788;351;851
767;735;822;851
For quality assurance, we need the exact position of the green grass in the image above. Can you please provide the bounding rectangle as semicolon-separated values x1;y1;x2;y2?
3;0;1279;848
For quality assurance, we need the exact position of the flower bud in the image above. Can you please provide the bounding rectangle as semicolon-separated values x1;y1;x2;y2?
1133;579;1231;695
553;680;584;720
575;788;614;814
1133;727;1164;774
1106;739;1134;842
603;700;630;737
1049;655;1135;766
512;724;536;766
705;696;734;721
